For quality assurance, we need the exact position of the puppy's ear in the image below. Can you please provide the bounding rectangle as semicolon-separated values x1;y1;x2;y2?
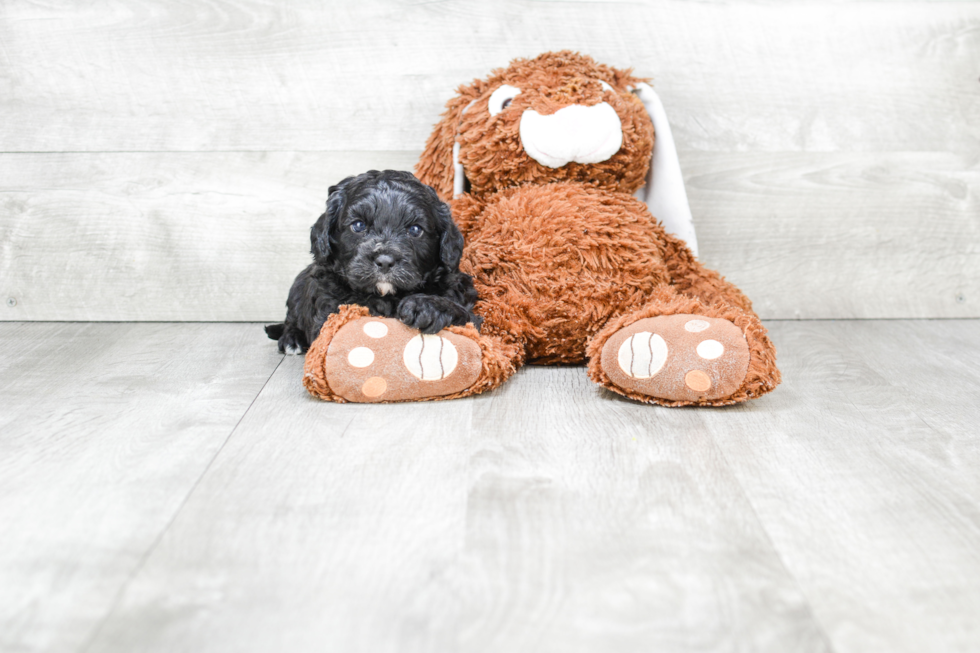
435;201;465;269
311;177;351;262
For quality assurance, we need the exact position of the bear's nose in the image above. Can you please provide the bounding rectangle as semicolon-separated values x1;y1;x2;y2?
374;254;395;272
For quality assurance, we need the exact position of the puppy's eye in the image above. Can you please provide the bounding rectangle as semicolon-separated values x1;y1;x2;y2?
350;220;366;233
407;225;424;237
488;85;521;117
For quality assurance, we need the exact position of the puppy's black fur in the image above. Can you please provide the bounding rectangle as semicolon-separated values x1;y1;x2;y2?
265;170;481;354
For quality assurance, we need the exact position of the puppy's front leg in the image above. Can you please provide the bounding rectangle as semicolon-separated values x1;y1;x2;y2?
397;294;479;334
307;297;343;347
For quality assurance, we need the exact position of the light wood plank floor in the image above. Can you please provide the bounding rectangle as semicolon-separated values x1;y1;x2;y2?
1;320;977;653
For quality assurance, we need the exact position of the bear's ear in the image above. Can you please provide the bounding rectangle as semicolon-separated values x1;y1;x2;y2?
415;81;485;202
628;82;699;257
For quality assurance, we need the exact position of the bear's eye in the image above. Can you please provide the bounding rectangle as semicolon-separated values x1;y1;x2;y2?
407;224;424;237
350;220;366;233
599;80;613;92
488;85;522;116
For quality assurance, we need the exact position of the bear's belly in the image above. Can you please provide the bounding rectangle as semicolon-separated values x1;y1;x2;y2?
459;183;671;363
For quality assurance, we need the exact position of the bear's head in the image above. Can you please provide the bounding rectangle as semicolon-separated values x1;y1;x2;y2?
416;51;658;199
415;50;698;255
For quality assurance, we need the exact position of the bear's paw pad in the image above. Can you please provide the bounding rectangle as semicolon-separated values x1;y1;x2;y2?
601;315;749;402
323;318;482;403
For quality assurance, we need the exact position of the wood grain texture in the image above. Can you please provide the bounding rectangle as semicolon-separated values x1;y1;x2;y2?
704;320;980;653
0;323;281;653
83;355;830;653
687;151;980;319
0;1;977;153
2;151;976;321
445;369;828;653
3;320;980;651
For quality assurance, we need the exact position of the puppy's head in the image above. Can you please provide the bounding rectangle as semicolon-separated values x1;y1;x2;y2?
311;170;463;296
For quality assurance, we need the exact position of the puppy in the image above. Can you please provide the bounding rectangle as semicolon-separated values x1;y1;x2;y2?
265;170;481;355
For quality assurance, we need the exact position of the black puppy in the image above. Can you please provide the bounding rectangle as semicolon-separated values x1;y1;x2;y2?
265;170;481;354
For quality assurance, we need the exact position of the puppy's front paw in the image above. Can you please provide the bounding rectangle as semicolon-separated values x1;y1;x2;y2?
397;295;455;334
278;329;307;355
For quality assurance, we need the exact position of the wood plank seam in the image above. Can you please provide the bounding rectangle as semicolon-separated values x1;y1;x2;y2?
76;355;285;653
705;414;839;653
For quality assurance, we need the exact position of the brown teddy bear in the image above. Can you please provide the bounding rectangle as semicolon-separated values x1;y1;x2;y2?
304;51;780;406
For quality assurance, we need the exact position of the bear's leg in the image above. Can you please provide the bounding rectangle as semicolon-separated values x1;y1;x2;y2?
586;286;780;406
303;304;524;403
660;229;756;314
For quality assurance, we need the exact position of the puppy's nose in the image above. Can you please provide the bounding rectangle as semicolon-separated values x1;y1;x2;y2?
374;254;396;272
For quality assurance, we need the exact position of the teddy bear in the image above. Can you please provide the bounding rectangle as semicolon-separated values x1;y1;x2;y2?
303;51;780;406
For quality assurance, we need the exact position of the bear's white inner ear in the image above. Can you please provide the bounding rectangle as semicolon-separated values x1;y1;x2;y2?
629;82;699;257
452;141;466;198
451;100;478;199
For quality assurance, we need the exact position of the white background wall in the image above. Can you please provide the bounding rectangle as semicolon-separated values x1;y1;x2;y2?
1;0;978;321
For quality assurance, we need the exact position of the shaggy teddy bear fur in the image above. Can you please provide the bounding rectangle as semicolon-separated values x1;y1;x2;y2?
303;51;780;406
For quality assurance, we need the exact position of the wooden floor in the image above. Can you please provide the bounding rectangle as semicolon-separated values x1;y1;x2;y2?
1;319;978;653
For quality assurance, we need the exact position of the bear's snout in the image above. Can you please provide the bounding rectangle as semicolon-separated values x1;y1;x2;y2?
519;102;623;169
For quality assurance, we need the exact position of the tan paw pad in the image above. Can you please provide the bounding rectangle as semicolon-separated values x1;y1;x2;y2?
685;370;712;392
601;314;750;402
361;376;387;397
324;318;482;403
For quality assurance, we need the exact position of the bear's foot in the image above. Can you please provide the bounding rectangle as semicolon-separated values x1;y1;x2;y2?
318;316;483;403
599;314;750;404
